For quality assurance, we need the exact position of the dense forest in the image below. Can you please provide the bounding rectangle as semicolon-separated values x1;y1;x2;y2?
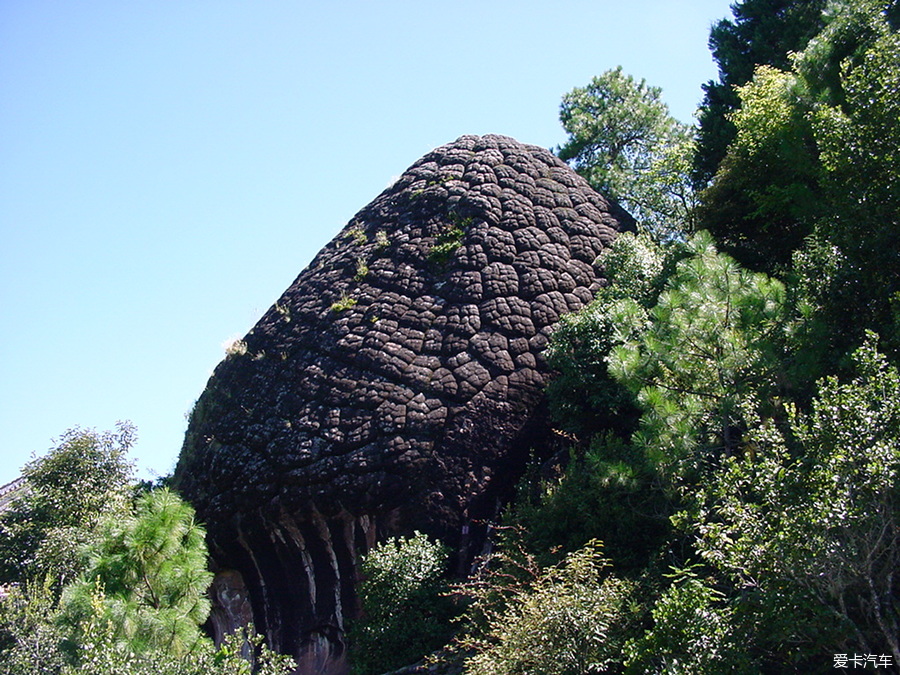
2;0;899;673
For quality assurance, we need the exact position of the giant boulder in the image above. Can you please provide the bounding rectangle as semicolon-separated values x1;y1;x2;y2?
174;134;632;673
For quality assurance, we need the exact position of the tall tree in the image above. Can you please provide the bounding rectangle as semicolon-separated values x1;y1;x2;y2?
607;231;787;484
557;67;695;237
696;335;900;661
546;230;694;442
0;425;135;588
696;64;822;273
699;0;900;358
693;0;828;188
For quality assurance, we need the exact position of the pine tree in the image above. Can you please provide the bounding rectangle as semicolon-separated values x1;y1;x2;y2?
58;489;213;661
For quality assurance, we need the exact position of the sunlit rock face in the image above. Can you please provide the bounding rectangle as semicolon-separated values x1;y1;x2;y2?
174;134;632;673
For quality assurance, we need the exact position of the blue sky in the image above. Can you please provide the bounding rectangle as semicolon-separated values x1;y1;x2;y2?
0;0;734;486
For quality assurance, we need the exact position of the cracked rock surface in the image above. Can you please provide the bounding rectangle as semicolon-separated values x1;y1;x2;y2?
174;134;632;673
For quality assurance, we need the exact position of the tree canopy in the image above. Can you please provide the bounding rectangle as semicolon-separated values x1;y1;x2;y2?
0;425;135;589
557;67;696;237
0;428;294;675
58;488;213;660
693;0;828;187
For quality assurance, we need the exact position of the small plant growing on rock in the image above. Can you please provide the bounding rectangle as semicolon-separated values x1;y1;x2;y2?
354;257;369;281
274;301;291;322
448;209;474;230
344;224;367;245
427;208;474;265
225;339;248;357
330;295;357;312
428;226;465;265
375;230;389;249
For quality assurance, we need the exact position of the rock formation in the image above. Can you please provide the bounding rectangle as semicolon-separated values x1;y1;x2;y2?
174;134;632;673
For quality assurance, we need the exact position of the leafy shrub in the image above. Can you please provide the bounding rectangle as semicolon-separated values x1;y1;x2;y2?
507;438;670;574
354;257;369;280
459;541;633;675
545;230;686;440
348;532;457;675
695;334;900;661
625;569;754;674
0;579;66;675
0;425;135;589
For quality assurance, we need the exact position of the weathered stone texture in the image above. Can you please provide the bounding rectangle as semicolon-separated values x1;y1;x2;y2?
174;134;631;672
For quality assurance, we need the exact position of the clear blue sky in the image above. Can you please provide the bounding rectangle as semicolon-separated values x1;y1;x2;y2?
0;0;734;486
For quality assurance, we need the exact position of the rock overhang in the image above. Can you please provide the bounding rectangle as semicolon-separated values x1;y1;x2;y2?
173;133;633;669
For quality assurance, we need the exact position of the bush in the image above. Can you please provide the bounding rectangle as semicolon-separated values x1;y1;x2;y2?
459;541;633;675
507;438;670;574
625;569;755;674
348;532;457;675
0;425;135;589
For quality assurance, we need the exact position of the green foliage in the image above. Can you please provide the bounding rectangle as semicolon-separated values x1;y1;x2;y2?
545;231;686;439
540;231;689;572
558;67;696;236
348;532;456;675
344;224;367;245
784;237;855;386
0;581;294;675
507;438;670;574
693;0;828;187
695;334;900;661
545;301;639;439
625;568;754;674
0;425;135;588
799;1;900;355
698;65;821;272
0;480;292;675
598;229;688;307
699;0;900;331
0;579;66;675
61;589;294;675
58;488;213;661
459;542;633;675
608;232;787;482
